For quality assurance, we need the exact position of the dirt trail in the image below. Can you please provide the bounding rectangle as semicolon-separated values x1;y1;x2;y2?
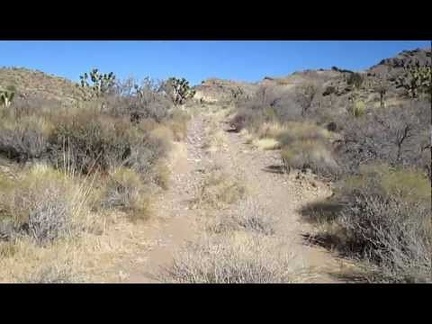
122;116;207;282
122;108;344;283
221;128;343;282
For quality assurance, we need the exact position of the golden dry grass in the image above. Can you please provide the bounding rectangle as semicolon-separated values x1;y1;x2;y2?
100;167;153;223
252;137;281;150
0;163;163;283
165;109;191;141
190;166;247;210
0;164;94;240
281;139;338;176
161;231;310;283
202;112;229;153
256;121;289;139
0;210;155;282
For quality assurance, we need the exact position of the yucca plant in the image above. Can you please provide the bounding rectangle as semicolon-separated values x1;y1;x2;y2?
0;85;16;108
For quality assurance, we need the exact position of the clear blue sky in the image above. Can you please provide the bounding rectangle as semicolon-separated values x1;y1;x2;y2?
0;41;430;86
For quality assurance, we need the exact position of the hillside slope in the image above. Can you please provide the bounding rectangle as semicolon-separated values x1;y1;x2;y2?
0;67;88;106
194;47;432;106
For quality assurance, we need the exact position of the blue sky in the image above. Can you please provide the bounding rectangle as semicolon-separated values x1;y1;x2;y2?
0;41;430;86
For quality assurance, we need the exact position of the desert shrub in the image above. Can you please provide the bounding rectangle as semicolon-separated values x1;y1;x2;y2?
207;200;275;235
22;264;84;283
327;165;431;282
272;122;339;177
106;77;172;123
281;140;339;177
230;108;274;133
0;116;51;163
231;85;306;132
0;165;91;245
161;233;302;283
337;101;431;177
101;167;151;221
276;122;330;147
152;163;171;190
48;114;130;174
322;85;336;96
252;138;281;150
295;82;319;117
6;95;63;119
229;113;248;132
349;100;366;117
165;109;190;141
346;72;364;89
192;167;246;209
48;112;168;175
255;122;287;139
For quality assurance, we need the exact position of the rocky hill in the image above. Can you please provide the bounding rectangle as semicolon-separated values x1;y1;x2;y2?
0;67;88;106
1;47;430;108
193;78;259;103
194;47;432;106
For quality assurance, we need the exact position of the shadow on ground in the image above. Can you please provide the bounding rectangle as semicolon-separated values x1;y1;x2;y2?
299;200;343;223
299;199;372;283
262;164;286;174
225;128;239;133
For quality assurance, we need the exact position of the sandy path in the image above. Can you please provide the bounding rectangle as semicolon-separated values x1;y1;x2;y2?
121;109;344;283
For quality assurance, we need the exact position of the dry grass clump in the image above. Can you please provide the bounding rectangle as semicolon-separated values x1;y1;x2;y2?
206;199;275;236
161;232;305;283
0;164;93;245
191;166;247;209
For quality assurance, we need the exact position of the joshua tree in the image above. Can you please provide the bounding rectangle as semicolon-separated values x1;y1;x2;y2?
164;77;196;105
396;66;431;99
79;68;116;98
